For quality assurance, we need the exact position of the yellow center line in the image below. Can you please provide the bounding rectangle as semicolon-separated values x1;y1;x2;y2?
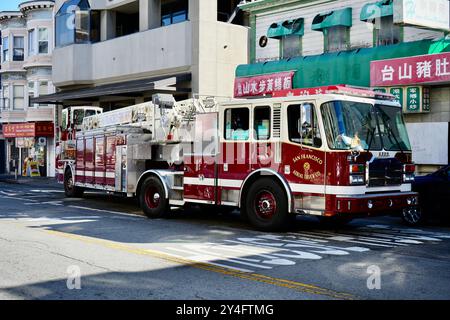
43;229;355;300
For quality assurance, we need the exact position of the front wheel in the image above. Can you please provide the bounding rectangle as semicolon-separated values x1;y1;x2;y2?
139;176;169;218
402;207;425;226
245;178;292;231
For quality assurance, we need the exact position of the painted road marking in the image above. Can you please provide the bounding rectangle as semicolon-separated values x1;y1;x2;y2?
42;229;354;300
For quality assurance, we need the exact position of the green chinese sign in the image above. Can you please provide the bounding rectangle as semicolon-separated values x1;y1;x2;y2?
390;87;404;106
406;87;421;112
372;86;431;113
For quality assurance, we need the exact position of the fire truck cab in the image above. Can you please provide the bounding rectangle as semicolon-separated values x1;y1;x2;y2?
56;87;420;231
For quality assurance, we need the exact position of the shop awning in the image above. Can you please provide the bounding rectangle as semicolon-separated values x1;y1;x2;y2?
31;73;192;105
236;38;450;89
267;18;304;39
360;0;393;22
312;7;352;31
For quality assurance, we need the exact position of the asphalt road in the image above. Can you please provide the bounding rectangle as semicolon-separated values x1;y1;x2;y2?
1;178;450;300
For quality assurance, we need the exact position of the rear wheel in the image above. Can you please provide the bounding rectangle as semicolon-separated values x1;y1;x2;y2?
139;176;169;218
245;178;292;231
64;169;84;198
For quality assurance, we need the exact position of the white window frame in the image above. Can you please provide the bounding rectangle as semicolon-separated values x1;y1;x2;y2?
13;85;25;110
2;36;9;62
38;28;49;54
28;29;36;56
13;36;25;61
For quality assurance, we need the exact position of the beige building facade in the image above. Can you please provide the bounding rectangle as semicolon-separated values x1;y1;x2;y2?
0;1;56;177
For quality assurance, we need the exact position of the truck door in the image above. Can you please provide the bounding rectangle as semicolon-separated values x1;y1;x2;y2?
250;104;275;170
283;101;326;213
183;113;219;204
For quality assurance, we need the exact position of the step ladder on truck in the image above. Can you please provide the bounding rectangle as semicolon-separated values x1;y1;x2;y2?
56;87;421;230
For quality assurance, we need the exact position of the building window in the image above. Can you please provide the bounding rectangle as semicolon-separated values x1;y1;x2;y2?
13;85;25;110
161;0;188;26
324;26;349;53
374;16;401;46
28;29;36;56
224;108;250;141
281;35;302;59
2;37;9;62
28;82;35;107
38;81;49;107
2;85;9;109
13;37;24;61
55;0;92;47
38;28;49;54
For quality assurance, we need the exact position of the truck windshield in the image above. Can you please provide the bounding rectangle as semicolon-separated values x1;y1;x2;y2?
321;101;381;151
321;101;411;151
375;104;411;151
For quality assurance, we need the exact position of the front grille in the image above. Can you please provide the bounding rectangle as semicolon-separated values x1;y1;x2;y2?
368;158;403;187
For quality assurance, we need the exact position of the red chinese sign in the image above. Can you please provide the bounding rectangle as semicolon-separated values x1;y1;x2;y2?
3;122;54;138
371;52;450;86
234;71;295;97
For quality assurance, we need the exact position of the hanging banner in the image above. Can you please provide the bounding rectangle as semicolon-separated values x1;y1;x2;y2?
371;52;450;87
234;71;295;97
3;122;54;138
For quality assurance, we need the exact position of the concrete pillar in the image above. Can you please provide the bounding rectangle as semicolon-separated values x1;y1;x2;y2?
140;0;161;31
189;0;218;97
101;10;116;41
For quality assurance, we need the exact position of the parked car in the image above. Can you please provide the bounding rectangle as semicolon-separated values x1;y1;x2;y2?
405;165;450;225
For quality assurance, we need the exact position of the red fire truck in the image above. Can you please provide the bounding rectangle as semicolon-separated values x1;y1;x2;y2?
56;86;420;230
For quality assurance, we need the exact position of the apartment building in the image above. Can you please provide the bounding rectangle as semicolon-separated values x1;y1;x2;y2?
236;0;450;173
0;0;56;177
32;0;248;112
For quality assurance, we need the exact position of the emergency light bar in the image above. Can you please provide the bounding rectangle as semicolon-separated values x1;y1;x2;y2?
272;85;397;101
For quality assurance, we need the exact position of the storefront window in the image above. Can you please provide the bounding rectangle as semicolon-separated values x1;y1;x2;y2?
13;85;25;110
324;26;349;53
2;37;8;62
55;0;92;47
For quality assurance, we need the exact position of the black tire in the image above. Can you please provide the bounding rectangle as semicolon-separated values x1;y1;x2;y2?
245;178;292;231
401;206;425;226
64;169;84;198
139;176;169;218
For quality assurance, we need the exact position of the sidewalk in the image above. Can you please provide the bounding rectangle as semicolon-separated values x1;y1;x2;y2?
0;174;56;185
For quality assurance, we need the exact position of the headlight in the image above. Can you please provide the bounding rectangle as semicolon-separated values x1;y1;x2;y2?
350;174;365;185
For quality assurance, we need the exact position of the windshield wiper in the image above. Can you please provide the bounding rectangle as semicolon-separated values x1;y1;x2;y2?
385;122;405;155
365;126;376;153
